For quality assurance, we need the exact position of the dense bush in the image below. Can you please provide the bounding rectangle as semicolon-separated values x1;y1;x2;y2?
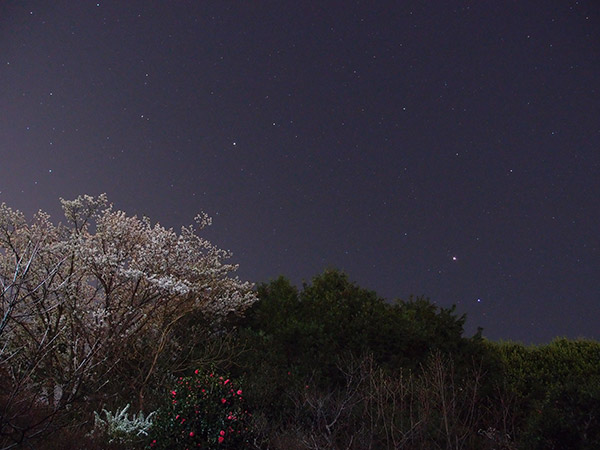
232;269;496;446
148;369;254;449
239;270;474;376
491;338;600;449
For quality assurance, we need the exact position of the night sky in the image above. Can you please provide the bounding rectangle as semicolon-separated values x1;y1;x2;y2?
1;1;599;343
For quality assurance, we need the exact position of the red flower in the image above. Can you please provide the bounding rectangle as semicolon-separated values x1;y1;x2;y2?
218;436;224;443
189;431;195;437
220;430;225;436
221;398;227;404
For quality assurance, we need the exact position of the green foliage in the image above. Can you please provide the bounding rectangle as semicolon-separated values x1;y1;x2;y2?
148;369;253;449
494;338;600;403
241;269;471;377
374;295;468;369
500;338;599;380
235;269;477;433
489;338;600;448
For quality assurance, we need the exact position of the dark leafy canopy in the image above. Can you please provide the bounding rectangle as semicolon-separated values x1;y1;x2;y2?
489;338;600;449
240;269;472;376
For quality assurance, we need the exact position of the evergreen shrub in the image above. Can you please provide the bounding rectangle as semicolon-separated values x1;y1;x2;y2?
148;369;253;449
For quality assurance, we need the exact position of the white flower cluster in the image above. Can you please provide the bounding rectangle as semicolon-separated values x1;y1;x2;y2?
58;194;257;322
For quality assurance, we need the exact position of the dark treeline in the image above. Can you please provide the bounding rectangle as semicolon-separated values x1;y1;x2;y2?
228;270;600;449
3;267;600;449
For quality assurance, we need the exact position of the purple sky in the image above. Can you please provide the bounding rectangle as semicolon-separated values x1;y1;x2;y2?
1;1;599;343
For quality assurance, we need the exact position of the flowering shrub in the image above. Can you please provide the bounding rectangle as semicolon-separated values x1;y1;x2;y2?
148;369;254;449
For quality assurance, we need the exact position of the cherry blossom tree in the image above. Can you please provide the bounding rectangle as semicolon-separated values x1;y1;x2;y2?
0;194;256;448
